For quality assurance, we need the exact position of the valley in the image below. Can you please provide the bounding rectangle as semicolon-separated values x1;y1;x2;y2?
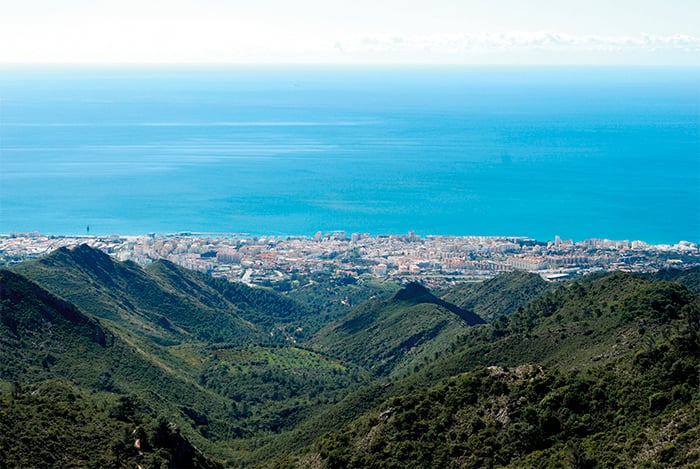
1;245;698;467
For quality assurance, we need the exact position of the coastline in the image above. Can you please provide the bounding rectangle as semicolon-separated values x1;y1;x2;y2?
2;231;698;287
2;67;698;248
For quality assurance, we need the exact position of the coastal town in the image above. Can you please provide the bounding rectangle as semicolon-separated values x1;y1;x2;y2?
1;231;698;287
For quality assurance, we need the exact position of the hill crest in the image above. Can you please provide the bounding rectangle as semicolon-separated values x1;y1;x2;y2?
395;282;486;326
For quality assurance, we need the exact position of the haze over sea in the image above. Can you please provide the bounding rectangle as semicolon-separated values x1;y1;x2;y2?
1;66;698;244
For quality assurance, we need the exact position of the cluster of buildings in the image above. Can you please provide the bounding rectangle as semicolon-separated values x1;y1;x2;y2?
1;231;698;286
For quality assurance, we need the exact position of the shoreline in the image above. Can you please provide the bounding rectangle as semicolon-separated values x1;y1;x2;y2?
2;230;697;248
2;231;698;287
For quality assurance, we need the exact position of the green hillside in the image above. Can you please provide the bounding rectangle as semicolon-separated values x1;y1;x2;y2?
13;245;262;344
284;273;399;327
296;273;700;468
401;273;698;388
0;269;222;467
0;269;111;384
3;247;374;464
441;270;550;321
3;247;699;468
651;266;700;293
314;344;699;468
309;283;484;377
205;275;318;341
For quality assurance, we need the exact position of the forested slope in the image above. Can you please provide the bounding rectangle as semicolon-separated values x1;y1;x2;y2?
3;247;699;468
277;273;700;468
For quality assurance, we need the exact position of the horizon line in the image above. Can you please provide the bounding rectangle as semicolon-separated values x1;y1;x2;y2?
2;231;697;247
2;62;699;69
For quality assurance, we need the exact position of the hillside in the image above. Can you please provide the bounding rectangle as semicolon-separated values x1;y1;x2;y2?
283;273;400;327
651;266;700;293
289;273;700;468
313;342;699;468
0;269;111;383
12;245;262;344
309;283;484;377
441;270;550;321
3;247;372;464
399;272;698;387
3;248;700;468
0;269;222;467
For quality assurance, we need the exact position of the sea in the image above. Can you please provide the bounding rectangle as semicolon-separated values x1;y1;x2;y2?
0;66;698;245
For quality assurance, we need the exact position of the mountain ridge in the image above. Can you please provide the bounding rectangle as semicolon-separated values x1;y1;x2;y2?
2;246;699;467
393;281;486;326
309;282;484;377
289;272;700;468
13;244;264;344
441;270;550;321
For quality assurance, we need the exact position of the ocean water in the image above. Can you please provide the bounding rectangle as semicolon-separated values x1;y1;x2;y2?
0;66;698;244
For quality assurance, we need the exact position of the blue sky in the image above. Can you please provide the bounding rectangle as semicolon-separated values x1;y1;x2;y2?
1;0;699;64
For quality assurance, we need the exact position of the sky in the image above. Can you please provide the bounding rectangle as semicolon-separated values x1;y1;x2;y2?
1;0;699;65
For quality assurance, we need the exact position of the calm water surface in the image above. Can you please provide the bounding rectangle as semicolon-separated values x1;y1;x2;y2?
1;66;698;244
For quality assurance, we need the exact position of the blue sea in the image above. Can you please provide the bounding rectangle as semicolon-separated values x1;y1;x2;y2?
1;66;698;244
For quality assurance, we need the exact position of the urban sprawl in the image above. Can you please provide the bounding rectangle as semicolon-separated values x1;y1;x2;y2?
1;231;698;287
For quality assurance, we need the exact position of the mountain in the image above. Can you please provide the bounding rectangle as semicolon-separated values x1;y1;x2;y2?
394;282;486;326
12;245;263;344
4;246;700;468
308;282;484;377
441;270;550;321
4;246;370;464
0;269;110;383
283;272;400;326
0;269;222;467
650;266;700;293
405;272;698;385
205;275;318;340
313;340;699;468
290;273;700;468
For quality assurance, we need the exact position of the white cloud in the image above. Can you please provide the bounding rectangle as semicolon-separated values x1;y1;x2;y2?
1;19;698;64
332;31;700;54
2;0;699;64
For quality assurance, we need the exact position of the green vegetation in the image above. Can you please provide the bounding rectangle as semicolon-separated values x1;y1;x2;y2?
651;266;700;293
301;273;700;468
3;246;379;464
13;246;262;344
440;270;550;321
0;269;224;467
309;283;483;377
313;343;699;468
0;380;219;468
2;245;699;467
198;344;368;436
284;272;399;326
